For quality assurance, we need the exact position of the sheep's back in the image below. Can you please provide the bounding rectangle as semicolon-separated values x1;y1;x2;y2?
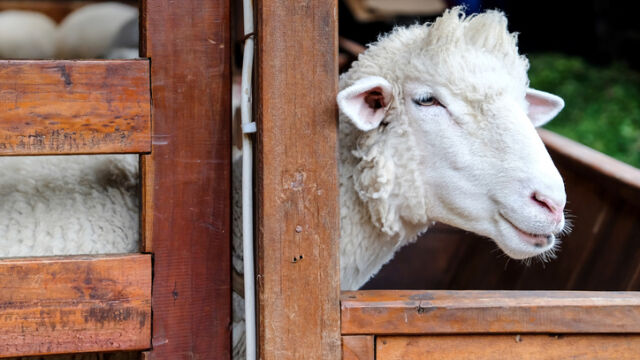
0;155;139;258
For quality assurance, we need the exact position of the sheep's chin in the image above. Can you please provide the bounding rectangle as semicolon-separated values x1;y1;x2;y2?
492;217;558;261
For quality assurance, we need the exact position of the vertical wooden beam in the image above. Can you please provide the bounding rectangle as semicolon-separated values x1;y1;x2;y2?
140;0;231;358
256;0;341;359
343;335;375;360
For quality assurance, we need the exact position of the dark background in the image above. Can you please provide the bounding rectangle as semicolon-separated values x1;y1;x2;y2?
339;0;640;69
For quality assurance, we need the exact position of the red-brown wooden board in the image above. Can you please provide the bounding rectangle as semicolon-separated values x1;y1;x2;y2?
342;290;640;335
376;335;640;360
255;0;341;359
140;0;231;358
0;254;151;358
0;60;150;156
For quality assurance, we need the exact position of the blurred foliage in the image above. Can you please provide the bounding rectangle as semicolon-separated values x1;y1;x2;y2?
528;54;640;168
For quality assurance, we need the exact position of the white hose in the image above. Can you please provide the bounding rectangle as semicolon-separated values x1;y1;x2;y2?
240;0;256;358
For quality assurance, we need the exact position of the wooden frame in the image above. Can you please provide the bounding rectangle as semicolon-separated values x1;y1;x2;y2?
254;3;640;359
0;0;231;358
140;0;231;358
255;0;341;358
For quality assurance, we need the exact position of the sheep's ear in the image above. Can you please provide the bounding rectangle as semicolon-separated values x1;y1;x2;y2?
337;76;394;131
526;88;565;127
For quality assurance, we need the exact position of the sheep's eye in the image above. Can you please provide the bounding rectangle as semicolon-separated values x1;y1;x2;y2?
413;96;440;107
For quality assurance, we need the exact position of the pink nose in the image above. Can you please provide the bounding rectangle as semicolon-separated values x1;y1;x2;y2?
531;192;564;223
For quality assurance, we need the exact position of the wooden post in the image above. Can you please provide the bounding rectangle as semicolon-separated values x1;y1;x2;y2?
140;0;231;358
255;0;341;359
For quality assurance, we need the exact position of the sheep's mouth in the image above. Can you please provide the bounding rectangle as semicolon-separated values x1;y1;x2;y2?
499;214;555;248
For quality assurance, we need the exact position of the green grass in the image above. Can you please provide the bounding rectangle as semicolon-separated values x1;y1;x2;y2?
528;54;640;168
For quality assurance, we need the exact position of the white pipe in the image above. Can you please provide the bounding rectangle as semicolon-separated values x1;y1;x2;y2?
240;0;256;358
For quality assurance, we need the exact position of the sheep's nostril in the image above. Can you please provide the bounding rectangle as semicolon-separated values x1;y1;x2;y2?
531;192;564;222
531;193;553;213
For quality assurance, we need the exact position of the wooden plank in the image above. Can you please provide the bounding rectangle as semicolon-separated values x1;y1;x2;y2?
376;335;640;360
343;336;374;360
256;0;341;359
0;254;151;358
341;290;640;335
140;0;231;358
0;60;151;155
139;154;153;253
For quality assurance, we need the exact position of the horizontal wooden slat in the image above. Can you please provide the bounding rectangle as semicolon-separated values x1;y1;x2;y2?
376;335;640;360
341;290;640;335
0;254;151;358
0;60;150;155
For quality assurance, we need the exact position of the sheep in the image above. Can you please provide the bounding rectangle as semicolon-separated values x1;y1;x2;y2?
337;7;567;289
0;155;139;258
55;2;138;59
0;10;57;59
233;7;568;356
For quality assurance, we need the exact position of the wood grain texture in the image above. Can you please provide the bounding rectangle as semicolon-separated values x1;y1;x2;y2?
0;1;138;23
341;290;640;335
139;154;152;253
342;336;374;360
255;0;341;359
0;60;150;155
140;0;231;358
376;335;640;360
0;254;151;358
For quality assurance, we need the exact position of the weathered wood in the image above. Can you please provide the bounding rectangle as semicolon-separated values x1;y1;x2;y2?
0;254;151;358
376;335;640;360
0;1;138;23
140;0;231;358
341;290;640;335
256;0;341;359
342;336;374;360
139;154;152;253
0;60;150;155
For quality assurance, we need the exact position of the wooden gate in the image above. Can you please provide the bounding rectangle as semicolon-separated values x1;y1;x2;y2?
0;0;231;358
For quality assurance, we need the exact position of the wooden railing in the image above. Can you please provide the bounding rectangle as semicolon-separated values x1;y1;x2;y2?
342;290;640;359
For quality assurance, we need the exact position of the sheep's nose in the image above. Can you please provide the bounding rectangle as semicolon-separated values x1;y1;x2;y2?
531;192;565;223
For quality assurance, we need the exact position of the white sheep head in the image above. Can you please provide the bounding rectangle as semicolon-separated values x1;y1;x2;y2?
338;8;567;260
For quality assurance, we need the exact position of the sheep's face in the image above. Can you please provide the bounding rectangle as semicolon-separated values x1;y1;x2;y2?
337;9;569;260
339;72;566;260
403;78;566;260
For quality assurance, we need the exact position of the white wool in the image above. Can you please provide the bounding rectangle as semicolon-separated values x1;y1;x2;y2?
0;10;57;59
56;2;138;59
0;155;139;257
